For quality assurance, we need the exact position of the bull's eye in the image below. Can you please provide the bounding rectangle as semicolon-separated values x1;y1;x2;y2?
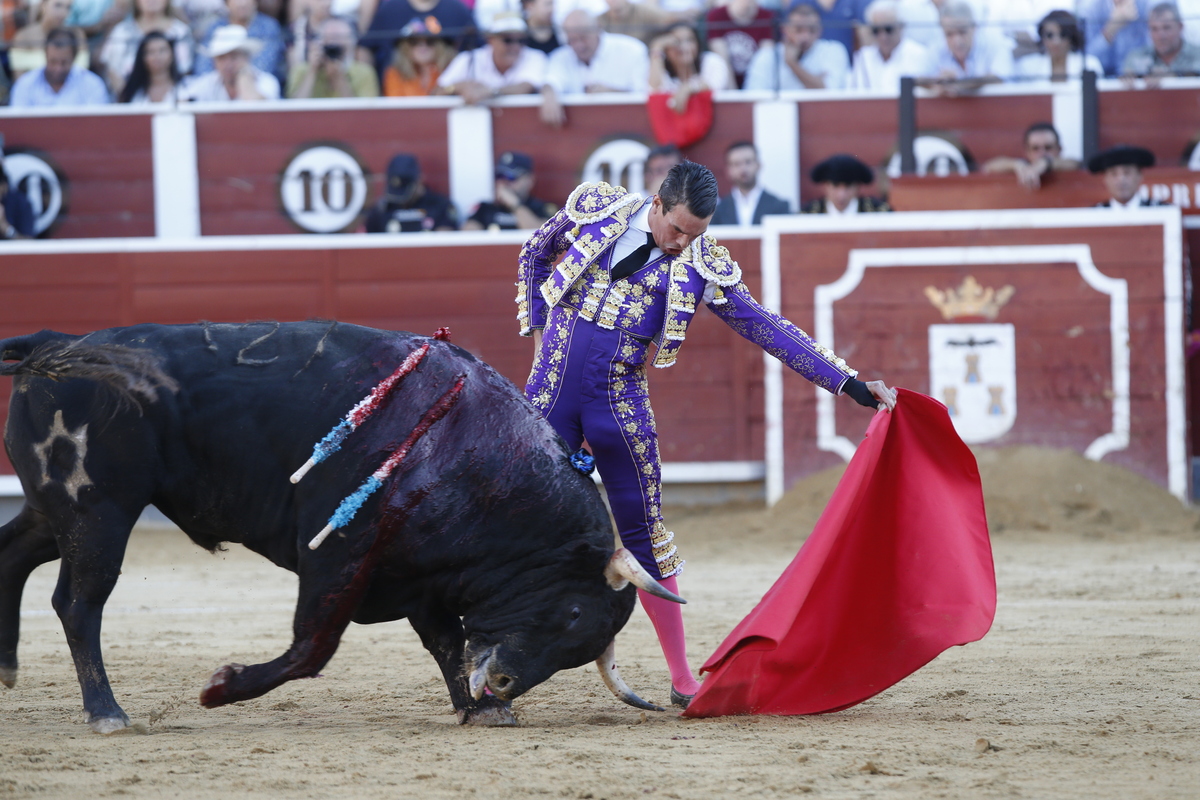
570;606;582;621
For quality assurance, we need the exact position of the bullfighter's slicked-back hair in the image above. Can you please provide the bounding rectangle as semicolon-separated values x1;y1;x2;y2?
658;161;719;219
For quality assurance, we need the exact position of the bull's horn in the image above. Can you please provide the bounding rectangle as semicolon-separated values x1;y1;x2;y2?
595;640;664;712
468;648;494;701
604;549;686;604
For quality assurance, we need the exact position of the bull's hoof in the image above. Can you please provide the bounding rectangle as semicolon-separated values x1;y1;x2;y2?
0;665;16;689
85;711;131;735
199;663;245;708
458;701;519;727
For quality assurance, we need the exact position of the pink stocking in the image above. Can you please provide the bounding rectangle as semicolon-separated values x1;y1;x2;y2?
637;575;702;696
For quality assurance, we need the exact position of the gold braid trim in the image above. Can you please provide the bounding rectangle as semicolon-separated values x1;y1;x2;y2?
565;182;642;225
692;235;741;286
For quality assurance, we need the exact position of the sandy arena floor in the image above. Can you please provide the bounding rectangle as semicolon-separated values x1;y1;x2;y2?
2;448;1199;799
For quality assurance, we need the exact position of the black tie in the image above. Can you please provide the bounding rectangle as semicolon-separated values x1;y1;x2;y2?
611;231;657;281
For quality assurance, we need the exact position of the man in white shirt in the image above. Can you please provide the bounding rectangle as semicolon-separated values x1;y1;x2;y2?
710;141;791;225
540;10;648;126
850;0;931;92
1088;144;1167;208
917;0;1013;96
10;28;110;107
437;12;547;104
183;24;281;101
743;1;850;91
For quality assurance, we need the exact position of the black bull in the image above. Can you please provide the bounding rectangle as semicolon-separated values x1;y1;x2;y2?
0;321;682;733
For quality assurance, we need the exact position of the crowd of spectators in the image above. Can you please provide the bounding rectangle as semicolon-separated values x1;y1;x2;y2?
1;0;1198;106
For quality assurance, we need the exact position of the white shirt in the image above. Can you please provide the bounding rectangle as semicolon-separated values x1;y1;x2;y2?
1015;51;1105;81
126;85;185;104
825;199;860;216
744;39;850;91
182;68;281;101
850;37;931;92
611;198;663;265
439;45;548;90
731;185;763;227
926;29;1015;80
546;33;649;94
1107;194;1144;210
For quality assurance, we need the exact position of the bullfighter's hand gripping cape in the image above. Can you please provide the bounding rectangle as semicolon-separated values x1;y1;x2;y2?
683;389;996;717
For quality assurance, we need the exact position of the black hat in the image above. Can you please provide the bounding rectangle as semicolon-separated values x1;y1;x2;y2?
811;154;874;185
386;154;420;199
496;151;534;180
1087;145;1154;174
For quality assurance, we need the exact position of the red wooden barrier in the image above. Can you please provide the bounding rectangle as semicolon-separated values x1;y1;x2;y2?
0;234;764;474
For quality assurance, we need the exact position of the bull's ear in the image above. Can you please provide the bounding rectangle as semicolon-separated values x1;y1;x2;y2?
603;549;686;604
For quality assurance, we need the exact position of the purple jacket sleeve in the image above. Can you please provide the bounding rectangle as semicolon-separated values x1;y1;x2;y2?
705;281;858;395
516;207;577;336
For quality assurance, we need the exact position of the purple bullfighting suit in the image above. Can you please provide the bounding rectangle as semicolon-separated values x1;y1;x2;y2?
518;181;857;579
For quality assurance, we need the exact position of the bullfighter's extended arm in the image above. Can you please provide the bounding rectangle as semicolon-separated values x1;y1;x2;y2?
516;207;578;337
705;281;858;395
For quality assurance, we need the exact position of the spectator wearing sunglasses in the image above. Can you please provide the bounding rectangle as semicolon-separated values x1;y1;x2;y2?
1015;10;1102;82
849;0;929;91
436;11;546;102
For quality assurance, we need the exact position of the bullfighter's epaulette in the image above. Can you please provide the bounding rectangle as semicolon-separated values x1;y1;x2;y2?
564;182;641;225
692;234;742;287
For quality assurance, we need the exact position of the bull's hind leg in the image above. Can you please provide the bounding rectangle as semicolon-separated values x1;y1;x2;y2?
201;488;434;709
0;506;60;688
407;602;517;726
48;503;139;734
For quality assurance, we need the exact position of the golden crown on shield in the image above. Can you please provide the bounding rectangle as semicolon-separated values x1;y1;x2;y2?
924;276;1015;321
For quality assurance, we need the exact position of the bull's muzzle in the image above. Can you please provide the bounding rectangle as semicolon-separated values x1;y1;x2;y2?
603;548;686;604
467;647;518;702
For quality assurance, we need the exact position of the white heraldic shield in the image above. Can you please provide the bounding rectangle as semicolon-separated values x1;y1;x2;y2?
928;323;1016;443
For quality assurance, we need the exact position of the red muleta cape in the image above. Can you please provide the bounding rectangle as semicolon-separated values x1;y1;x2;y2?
683;388;995;718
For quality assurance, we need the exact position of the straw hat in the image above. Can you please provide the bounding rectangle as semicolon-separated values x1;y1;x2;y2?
205;25;263;58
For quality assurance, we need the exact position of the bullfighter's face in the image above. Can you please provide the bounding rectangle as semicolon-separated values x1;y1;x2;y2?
648;195;711;257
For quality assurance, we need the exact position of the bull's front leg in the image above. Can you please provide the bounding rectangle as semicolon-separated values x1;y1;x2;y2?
408;603;517;727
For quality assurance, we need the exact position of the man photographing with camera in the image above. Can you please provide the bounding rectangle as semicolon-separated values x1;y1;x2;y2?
288;17;380;99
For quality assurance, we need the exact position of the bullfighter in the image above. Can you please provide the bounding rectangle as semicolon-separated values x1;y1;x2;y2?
516;161;897;708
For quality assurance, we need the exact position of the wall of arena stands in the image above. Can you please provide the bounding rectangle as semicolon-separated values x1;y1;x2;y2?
0;81;1195;504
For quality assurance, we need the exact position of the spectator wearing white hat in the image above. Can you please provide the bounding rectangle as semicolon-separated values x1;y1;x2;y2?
436;11;547;103
183;23;281;100
193;0;286;85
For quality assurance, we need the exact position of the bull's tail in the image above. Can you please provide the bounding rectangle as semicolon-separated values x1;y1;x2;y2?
0;333;178;405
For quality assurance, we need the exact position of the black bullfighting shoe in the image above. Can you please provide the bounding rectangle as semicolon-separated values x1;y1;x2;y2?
670;687;694;709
